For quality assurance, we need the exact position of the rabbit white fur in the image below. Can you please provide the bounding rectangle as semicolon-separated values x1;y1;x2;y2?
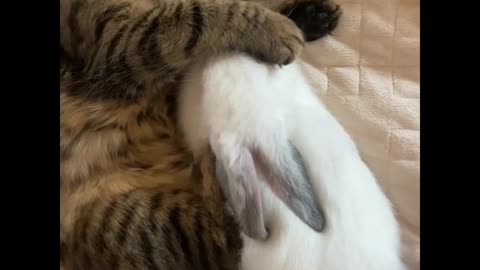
178;54;405;270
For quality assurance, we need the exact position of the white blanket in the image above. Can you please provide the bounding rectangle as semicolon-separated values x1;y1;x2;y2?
298;0;420;269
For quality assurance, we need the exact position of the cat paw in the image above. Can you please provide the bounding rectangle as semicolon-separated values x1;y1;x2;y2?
284;0;342;42
255;11;305;65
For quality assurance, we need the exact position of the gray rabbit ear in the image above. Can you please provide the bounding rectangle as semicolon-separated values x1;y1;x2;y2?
214;148;268;240
254;142;326;232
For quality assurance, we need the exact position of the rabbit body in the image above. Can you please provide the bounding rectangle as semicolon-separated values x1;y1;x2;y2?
178;54;405;270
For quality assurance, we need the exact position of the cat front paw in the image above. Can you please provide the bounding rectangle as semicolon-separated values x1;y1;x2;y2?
254;11;305;65
284;0;342;42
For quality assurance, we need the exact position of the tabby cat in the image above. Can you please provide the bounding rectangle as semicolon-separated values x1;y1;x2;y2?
60;0;340;269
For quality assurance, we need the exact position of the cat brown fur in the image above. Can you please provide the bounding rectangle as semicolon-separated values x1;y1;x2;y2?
60;0;339;269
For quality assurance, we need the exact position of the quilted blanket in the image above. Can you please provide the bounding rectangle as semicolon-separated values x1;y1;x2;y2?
298;0;420;269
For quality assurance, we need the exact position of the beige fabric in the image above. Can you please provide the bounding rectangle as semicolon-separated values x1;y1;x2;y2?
298;0;420;269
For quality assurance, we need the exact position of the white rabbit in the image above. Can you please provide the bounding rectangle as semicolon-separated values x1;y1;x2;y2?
178;53;405;270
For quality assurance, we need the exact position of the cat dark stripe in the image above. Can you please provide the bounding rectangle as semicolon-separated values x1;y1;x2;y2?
251;7;260;29
130;8;156;35
162;217;182;261
169;205;193;261
105;23;129;70
174;2;184;22
129;242;144;269
60;45;74;69
95;192;131;254
226;1;239;23
148;191;164;233
196;211;212;270
108;252;121;270
95;3;131;42
141;229;159;270
138;13;163;71
184;1;204;55
68;1;85;47
114;17;141;92
241;6;252;22
78;201;98;247
116;198;140;245
60;144;73;161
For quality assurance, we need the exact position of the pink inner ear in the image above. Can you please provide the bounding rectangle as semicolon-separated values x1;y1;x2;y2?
251;149;288;198
250;144;326;233
242;169;268;240
213;145;268;240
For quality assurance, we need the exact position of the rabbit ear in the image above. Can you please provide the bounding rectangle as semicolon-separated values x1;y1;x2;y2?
214;146;268;240
210;138;325;239
253;142;326;232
